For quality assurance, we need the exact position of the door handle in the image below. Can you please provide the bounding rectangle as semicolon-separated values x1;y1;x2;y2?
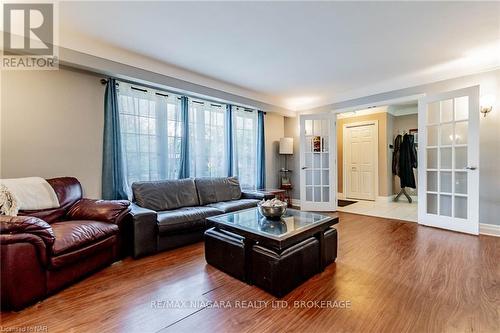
301;166;308;170
465;166;477;170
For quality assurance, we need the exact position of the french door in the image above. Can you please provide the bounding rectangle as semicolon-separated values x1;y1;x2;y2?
418;86;479;235
299;114;336;211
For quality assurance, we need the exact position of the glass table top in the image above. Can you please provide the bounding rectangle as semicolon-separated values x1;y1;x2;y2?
207;207;334;240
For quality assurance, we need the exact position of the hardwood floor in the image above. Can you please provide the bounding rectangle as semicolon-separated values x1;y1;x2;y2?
1;212;498;333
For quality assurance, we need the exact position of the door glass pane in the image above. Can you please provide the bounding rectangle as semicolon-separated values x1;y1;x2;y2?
441;123;453;146
306;187;312;201
305;137;312;152
314;186;321;201
305;153;312;168
305;120;313;136
322;170;329;186
313;153;320;168
322;153;329;168
454;196;467;219
455;172;467;194
440;194;452;216
455;147;467;169
440;147;452;169
427;148;438;169
427;101;440;124
314;120;322;136
322;187;329;202
455;122;468;144
322;136;329;152
427;193;438;214
306;170;312;185
441;99;453;122
427;171;438;192
313;170;321;186
440;171;452;193
428;126;438;146
455;96;468;121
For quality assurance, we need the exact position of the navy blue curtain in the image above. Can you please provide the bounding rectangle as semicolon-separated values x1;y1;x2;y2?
256;111;266;189
225;105;234;177
102;79;127;200
178;96;190;178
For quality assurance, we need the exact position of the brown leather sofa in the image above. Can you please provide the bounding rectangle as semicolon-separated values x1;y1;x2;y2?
0;177;130;310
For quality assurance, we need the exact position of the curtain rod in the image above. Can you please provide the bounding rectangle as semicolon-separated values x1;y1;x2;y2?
100;78;266;114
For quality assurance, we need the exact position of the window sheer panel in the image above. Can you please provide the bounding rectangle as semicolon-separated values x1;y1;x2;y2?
188;101;227;178
117;83;182;190
232;108;258;189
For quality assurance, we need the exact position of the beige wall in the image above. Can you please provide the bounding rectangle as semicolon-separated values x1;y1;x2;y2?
283;116;300;199
264;112;285;189
0;68;284;197
337;111;390;197
1;68;105;198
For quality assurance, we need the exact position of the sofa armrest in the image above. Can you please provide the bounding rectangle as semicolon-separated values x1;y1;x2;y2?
129;203;158;258
0;215;55;248
67;199;130;224
241;191;275;201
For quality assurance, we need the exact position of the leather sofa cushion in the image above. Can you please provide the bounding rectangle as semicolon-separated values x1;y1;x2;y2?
207;199;259;213
132;179;199;211
195;177;242;205
157;206;220;234
49;235;117;269
51;220;119;256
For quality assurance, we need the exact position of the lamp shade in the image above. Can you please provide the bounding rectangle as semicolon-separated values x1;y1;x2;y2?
279;137;294;155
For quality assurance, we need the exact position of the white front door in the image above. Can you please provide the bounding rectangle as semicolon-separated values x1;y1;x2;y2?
418;86;479;235
344;122;377;201
299;114;337;211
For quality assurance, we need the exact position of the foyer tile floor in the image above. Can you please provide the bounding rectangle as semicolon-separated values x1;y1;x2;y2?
337;199;418;222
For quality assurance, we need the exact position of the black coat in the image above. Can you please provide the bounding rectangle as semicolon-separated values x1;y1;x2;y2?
392;134;402;176
398;134;418;188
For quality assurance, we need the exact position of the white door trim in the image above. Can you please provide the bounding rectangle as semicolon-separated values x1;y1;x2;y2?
342;120;379;201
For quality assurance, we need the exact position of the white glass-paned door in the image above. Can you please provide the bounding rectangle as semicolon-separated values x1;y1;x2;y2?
300;114;336;211
418;86;479;235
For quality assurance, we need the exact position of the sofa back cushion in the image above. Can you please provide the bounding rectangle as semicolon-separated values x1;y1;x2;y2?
19;177;83;224
132;179;199;211
195;177;242;205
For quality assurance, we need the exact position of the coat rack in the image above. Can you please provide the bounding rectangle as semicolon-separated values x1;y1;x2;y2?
394;188;412;203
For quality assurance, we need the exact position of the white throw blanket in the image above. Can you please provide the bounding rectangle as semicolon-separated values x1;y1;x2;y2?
0;184;19;216
0;177;60;214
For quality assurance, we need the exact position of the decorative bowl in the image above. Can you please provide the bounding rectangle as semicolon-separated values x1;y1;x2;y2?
257;202;287;219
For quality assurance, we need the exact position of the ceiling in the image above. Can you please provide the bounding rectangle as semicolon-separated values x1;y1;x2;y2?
59;1;500;111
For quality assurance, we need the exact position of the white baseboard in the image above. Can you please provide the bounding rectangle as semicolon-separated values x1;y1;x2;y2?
291;198;301;207
337;192;345;200
479;223;500;237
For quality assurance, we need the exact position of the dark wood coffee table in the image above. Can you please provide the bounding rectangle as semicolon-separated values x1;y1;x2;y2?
206;208;339;294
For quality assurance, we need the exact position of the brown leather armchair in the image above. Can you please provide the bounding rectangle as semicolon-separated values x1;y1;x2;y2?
0;177;130;310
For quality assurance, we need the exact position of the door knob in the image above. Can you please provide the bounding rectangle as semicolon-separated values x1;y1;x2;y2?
465;166;477;170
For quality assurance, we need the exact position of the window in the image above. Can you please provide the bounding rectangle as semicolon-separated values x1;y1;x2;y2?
188;100;227;177
117;83;182;189
232;107;258;189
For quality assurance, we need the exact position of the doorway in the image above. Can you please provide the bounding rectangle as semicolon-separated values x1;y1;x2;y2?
336;103;419;222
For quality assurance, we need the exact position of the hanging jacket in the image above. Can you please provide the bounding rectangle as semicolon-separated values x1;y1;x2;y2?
399;134;418;189
392;134;402;176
